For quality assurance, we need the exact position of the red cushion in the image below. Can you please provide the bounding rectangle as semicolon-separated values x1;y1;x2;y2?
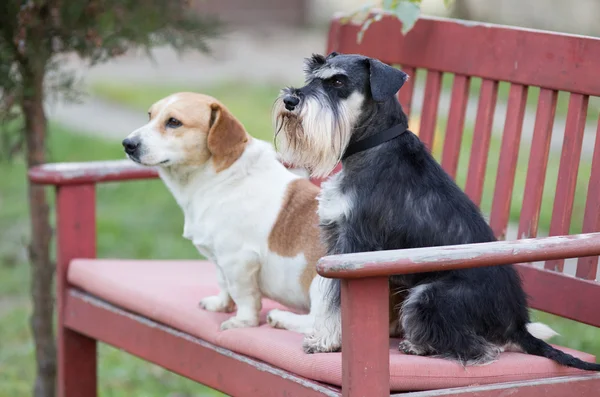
68;259;597;392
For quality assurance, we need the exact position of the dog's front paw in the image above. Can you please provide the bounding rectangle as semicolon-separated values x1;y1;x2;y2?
302;332;341;354
398;340;427;356
199;295;234;313
220;316;258;331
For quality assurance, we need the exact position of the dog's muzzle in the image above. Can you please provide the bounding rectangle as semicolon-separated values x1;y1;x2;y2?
283;95;300;111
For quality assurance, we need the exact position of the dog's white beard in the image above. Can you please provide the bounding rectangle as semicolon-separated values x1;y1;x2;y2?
274;93;360;178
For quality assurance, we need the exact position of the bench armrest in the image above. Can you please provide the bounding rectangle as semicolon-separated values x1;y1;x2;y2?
317;232;600;278
28;159;158;186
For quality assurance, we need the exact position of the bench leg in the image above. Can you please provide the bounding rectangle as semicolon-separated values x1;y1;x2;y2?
341;277;390;397
58;327;97;397
56;184;98;396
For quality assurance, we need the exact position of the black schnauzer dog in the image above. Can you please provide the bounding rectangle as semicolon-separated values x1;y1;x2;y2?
272;52;600;370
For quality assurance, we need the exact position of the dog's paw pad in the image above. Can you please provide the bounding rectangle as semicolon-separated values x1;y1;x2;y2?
199;296;234;313
220;317;258;331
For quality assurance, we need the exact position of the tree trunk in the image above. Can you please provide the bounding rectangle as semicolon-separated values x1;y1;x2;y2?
22;71;56;397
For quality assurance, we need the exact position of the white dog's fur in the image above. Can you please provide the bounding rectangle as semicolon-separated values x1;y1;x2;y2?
123;92;327;332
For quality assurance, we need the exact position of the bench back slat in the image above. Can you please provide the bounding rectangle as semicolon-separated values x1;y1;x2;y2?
464;79;498;206
576;118;600;279
329;15;600;96
418;70;443;149
518;89;558;240
398;65;416;117
327;14;600;326
489;84;529;239
546;94;589;271
441;74;471;179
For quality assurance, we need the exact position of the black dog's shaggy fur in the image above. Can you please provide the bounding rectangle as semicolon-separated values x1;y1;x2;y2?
304;53;600;370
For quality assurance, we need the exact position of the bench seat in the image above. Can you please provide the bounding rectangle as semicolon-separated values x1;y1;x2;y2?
68;258;597;392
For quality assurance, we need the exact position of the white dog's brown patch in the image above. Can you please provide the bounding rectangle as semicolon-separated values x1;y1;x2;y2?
268;179;325;294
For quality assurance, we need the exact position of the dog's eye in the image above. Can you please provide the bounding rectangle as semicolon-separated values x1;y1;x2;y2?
166;117;182;128
329;77;345;88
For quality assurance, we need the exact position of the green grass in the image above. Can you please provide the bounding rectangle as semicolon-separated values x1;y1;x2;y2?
0;124;223;397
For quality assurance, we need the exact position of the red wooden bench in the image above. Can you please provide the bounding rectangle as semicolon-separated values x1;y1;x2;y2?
29;14;600;397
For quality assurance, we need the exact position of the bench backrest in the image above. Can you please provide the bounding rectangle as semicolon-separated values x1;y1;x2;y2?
326;15;600;327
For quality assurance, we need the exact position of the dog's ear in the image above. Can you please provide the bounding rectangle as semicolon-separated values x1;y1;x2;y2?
367;58;409;102
207;103;249;172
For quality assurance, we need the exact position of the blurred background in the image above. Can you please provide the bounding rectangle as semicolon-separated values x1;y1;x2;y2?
1;1;599;396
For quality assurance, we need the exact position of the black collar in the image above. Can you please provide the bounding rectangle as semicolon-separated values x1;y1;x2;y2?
342;124;407;160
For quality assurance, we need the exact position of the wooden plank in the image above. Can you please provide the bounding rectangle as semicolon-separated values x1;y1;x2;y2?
577;117;600;280
317;233;600;279
464;79;498;205
418;70;443;150
546;94;589;272
519;264;600;328
489;84;528;239
328;15;600;96
65;290;340;397
392;374;600;396
518;89;558;239
341;277;389;397
441;74;471;179
398;65;416;117
29;159;158;186
56;184;98;397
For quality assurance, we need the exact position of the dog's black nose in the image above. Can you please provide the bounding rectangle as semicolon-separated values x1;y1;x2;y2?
122;137;140;154
283;95;300;110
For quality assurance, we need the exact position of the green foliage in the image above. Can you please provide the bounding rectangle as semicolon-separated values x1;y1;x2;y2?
342;0;453;43
0;0;222;157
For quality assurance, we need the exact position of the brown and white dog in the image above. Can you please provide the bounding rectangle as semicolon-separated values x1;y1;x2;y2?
122;92;327;332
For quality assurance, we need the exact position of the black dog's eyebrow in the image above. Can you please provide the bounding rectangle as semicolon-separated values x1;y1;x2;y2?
304;53;327;73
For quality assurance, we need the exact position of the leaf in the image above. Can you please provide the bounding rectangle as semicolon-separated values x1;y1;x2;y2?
357;16;375;44
443;0;455;8
392;0;421;35
382;0;395;11
342;3;374;25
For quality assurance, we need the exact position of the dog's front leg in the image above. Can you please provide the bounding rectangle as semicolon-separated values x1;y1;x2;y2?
218;255;262;330
199;265;235;313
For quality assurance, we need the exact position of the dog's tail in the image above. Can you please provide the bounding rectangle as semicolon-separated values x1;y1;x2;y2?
515;325;600;371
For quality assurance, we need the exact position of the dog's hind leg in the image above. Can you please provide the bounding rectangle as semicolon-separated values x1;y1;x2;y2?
267;275;325;334
302;276;342;353
400;282;501;366
267;310;314;334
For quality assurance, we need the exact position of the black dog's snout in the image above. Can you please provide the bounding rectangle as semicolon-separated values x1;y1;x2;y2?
283;95;300;111
122;137;140;154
